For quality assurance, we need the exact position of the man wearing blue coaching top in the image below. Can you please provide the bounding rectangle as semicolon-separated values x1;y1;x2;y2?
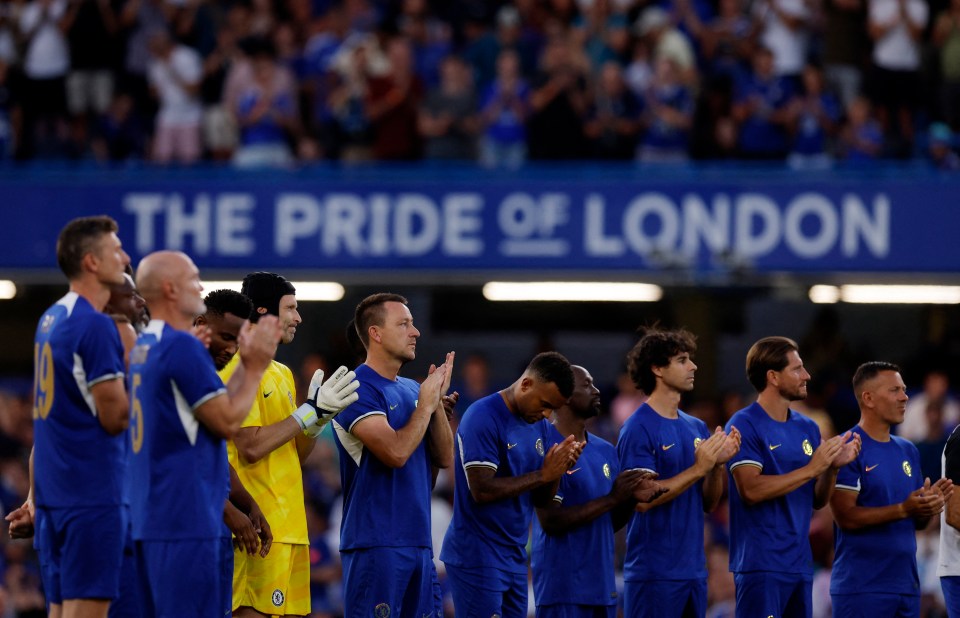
532;364;665;618
831;361;952;616
128;250;281;617
31;215;132;618
441;351;584;618
725;336;860;618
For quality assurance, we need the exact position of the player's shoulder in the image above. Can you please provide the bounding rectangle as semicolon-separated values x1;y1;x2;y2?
620;403;653;431
678;409;709;431
272;360;293;379
890;434;920;456
460;393;506;427
586;432;616;454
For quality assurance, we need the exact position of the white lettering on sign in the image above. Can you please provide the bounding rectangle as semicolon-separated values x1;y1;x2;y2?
120;190;890;266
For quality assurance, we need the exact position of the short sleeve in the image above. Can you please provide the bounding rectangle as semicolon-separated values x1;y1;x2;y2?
168;335;227;409
617;420;657;474
835;452;862;493
78;314;125;387
458;406;501;472
338;380;387;433
727;414;763;472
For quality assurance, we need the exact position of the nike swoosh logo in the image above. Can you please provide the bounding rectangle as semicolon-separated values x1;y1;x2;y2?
389;404;398;410
661;443;675;451
566;468;581;475
769;444;781;450
264;391;273;398
865;464;879;472
507;443;517;450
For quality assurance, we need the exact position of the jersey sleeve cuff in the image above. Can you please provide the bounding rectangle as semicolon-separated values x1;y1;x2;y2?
729;460;763;472
463;461;498;471
87;372;124;387
191;387;227;410
835;482;860;493
347;411;387;433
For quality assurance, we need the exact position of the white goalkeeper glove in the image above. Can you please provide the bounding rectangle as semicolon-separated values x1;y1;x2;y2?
292;366;360;438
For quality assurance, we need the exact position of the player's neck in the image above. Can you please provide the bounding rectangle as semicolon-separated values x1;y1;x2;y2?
646;388;681;419
69;277;111;313
365;350;402;381
857;417;891;442
551;410;586;442
147;304;194;332
500;383;520;415
756;391;790;422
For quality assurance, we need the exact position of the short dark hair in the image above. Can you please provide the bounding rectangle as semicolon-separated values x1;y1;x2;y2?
852;361;901;399
56;215;119;280
345;318;367;362
627;328;697;394
745;336;799;392
204;289;253;321
354;293;408;347
526;352;574;398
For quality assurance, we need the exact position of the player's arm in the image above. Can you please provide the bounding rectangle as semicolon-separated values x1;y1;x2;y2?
226;464;272;557
91;377;130;435
351;365;447;468
635;430;727;513
702;426;740;512
466;435;580;504
233;416;304;464
536;469;655;535
731;433;845;507
6;448;35;539
831;478;947;531
196;318;280;438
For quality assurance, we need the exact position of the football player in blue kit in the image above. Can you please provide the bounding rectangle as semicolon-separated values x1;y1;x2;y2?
441;351;584;618
617;328;740;617
331;293;453;618
128;250;281;617
725;336;860;618
532;364;665;618
831;362;951;617
30;216;131;618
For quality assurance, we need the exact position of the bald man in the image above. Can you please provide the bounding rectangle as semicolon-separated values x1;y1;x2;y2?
129;251;282;618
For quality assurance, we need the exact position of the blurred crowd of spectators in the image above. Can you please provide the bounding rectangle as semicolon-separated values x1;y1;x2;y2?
0;0;957;168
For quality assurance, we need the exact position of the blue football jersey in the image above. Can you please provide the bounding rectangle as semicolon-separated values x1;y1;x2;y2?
618;403;712;581
831;426;923;595
32;292;126;508
532;430;620;606
725;402;822;578
128;320;229;541
331;364;432;550
440;393;552;574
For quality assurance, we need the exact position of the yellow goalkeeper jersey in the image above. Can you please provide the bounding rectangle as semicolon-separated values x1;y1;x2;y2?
219;354;307;545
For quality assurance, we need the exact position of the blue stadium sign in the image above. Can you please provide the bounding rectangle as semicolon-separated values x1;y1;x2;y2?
1;166;957;275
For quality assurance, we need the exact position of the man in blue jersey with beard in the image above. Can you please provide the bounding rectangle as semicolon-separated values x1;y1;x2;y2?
725;336;860;618
30;215;131;618
532;364;665;618
441;351;584;618
129;250;281;617
831;361;952;616
331;293;453;618
617;328;740;617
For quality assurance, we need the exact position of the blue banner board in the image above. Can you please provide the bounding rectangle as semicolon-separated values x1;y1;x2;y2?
1;165;957;275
